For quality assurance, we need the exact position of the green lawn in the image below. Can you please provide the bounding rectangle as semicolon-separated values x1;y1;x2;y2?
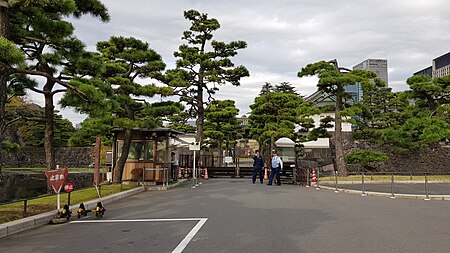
0;183;137;224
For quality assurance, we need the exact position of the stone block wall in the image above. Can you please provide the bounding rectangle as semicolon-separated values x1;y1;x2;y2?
0;147;94;168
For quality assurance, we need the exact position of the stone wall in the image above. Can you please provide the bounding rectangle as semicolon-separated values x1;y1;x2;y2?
331;132;450;173
0;147;94;168
0;173;95;203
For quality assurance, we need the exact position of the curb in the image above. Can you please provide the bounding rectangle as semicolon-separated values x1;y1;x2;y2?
319;185;450;200
0;187;145;239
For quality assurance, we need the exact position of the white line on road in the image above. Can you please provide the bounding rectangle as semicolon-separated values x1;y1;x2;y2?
70;218;209;253
172;218;208;253
70;218;206;223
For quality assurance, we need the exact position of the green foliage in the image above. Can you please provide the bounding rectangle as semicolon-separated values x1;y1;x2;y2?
406;75;450;114
3;0;109;170
0;37;24;66
248;83;315;145
381;116;450;151
68;117;113;147
204;100;241;151
18;113;75;147
165;9;249;141
345;149;388;170
0;140;20;153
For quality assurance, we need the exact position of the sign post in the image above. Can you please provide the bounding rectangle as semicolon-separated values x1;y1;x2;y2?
189;142;201;188
64;182;75;205
45;168;68;210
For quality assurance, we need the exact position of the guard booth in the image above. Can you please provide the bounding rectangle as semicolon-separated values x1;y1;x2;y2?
111;128;182;184
274;137;296;184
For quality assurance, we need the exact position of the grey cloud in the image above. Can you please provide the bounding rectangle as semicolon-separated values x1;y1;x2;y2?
54;0;450;124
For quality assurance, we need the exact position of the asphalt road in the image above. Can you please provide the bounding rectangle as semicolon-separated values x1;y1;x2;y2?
1;179;450;253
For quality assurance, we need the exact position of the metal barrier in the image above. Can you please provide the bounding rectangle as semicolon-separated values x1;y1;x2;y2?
143;167;169;188
318;171;450;200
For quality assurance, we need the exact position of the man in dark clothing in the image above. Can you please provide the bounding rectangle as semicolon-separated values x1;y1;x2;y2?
252;150;264;184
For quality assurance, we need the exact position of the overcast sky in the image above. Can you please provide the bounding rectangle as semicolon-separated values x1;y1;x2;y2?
28;0;450;125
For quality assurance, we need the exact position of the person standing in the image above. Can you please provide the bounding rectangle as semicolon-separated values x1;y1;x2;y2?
268;150;283;186
252;150;264;184
171;152;179;181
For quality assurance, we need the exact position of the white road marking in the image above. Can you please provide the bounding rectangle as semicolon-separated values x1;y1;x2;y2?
172;218;208;253
70;218;209;253
70;218;205;223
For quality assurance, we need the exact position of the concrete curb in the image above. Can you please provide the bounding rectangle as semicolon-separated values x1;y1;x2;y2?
319;185;450;200
0;187;145;239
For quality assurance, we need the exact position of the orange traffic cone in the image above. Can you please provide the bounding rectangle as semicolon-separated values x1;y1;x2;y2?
311;168;317;183
264;167;269;180
204;168;209;180
178;167;182;179
184;167;188;178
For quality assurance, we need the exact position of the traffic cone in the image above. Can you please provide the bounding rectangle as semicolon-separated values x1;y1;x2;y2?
264;167;269;180
311;168;317;183
178;167;182;179
204;168;209;180
184;167;188;178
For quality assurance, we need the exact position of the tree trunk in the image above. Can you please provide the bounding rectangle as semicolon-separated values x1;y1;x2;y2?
43;86;56;170
196;70;204;143
0;4;8;36
0;3;10;173
334;88;347;176
114;128;132;182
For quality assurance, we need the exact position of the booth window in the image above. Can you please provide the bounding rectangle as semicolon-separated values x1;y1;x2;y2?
117;141;154;161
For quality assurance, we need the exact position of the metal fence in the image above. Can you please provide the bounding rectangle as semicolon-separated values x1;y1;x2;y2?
311;170;450;200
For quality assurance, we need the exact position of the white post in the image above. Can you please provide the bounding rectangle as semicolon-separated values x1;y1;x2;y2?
194;150;197;186
57;193;60;210
192;150;197;188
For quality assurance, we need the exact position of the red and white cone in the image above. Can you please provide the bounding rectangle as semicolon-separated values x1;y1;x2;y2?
204;168;209;180
178;167;182;179
264;167;269;180
312;168;317;184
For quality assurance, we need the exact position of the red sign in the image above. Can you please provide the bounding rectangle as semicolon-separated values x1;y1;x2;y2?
64;182;74;193
45;168;68;194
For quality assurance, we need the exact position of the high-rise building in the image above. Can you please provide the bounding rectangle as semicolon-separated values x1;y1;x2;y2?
414;51;450;78
432;52;450;78
413;66;432;77
353;59;388;85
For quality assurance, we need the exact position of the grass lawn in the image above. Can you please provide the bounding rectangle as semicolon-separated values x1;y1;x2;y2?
0;183;137;224
320;175;450;182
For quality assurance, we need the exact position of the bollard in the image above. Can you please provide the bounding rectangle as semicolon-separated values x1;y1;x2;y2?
361;173;367;197
424;173;430;200
306;168;310;187
390;174;396;199
316;168;320;190
23;199;28;217
334;170;339;193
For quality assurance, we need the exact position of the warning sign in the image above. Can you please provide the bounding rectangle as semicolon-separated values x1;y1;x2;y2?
45;168;68;194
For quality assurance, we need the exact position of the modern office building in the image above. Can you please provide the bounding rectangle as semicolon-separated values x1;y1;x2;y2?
414;51;450;78
353;59;388;85
432;51;450;78
413;66;432;77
